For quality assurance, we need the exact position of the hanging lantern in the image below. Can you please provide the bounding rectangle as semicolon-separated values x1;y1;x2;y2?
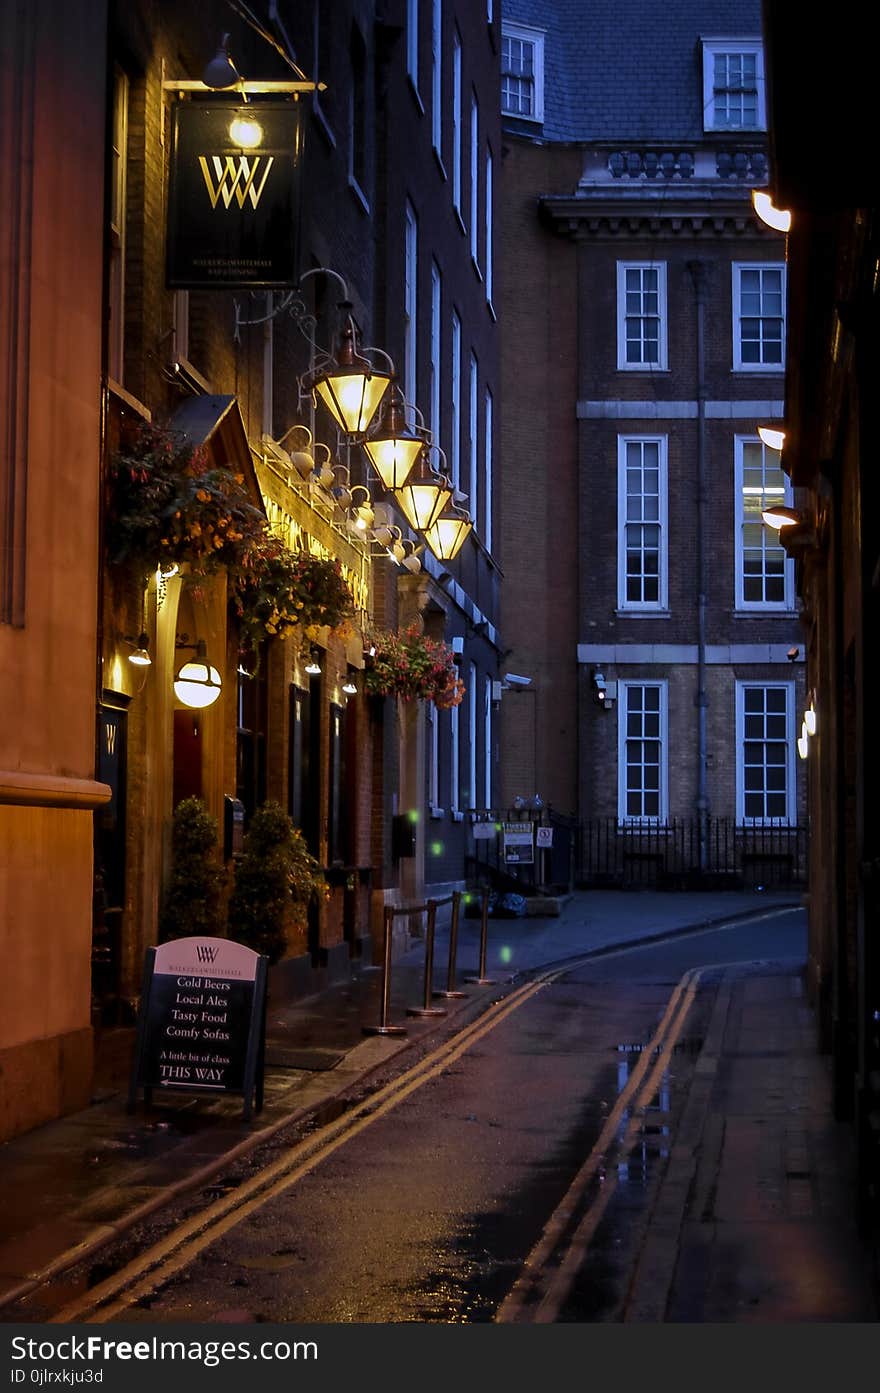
423;504;473;561
313;325;390;435
174;640;222;709
393;455;453;533
363;389;425;490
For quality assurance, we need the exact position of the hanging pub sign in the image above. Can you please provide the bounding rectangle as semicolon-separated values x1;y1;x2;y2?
166;103;303;289
127;936;268;1120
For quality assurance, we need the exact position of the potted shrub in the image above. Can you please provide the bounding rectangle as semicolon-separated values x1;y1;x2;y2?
363;622;465;708
227;801;328;964
158;797;226;942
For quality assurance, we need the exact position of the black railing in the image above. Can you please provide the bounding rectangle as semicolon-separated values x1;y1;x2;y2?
580;817;808;891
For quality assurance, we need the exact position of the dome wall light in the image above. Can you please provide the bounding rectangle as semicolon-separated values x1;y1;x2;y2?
174;639;222;708
804;702;817;737
202;33;241;90
304;646;323;675
752;189;793;234
797;732;809;759
423;504;473;561
761;503;802;530
341;671;358;695
363;387;426;490
757;425;786;452
313;324;391;436
125;632;152;667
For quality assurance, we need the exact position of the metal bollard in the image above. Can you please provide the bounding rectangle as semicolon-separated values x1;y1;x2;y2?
362;906;407;1036
434;889;467;999
465;888;495;985
407;901;447;1017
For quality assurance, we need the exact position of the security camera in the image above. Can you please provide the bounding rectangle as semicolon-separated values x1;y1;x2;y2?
787;646;800;662
592;669;606;690
503;673;532;687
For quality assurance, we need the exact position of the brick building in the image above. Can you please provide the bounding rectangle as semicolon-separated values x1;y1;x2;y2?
0;0;500;1140
499;0;805;887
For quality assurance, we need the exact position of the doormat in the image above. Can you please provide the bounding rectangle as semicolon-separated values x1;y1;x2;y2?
265;1046;345;1072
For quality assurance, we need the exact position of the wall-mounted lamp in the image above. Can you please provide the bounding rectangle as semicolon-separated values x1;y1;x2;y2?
393;450;454;533
341;672;358;696
804;697;817;737
313;324;391;436
174;638;222;708
423;502;473;562
787;646;800;663
592;668;607;698
123;632;152;667
228;113;263;149
752;189;792;234
400;539;423;574
363;383;426;491
761;504;803;530
202;33;241;89
757;425;786;452
304;646;322;676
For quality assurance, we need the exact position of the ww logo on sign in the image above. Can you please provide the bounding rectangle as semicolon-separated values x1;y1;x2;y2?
196;944;220;964
198;154;275;210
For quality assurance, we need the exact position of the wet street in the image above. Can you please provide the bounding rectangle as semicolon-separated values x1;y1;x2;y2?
26;910;827;1325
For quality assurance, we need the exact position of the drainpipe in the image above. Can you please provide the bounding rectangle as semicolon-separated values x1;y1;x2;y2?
687;260;709;873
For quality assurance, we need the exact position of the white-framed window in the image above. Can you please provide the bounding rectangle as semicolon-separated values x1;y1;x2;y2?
468;352;478;508
483;386;493;551
407;0;419;92
501;22;544;122
468;661;477;809
485;145;494;305
617;262;667;371
618;682;667;824
470;93;479;266
431;0;442;157
430;261;441;442
735;435;793;610
484;676;493;808
107;66;129;384
702;38;766;132
404;201;418;408
736;682;795;825
450;702;460;813
451;308;461;488
618;436;668;610
427;699;440;812
452;31;462;215
733;263;785;371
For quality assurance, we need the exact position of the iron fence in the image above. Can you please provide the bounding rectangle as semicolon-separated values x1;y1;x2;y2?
465;806;577;895
580;817;808;891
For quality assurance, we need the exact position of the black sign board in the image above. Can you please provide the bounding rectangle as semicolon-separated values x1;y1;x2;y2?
166;103;303;288
128;937;268;1119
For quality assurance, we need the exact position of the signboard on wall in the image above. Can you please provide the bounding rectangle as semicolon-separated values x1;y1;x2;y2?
502;823;535;865
128;937;267;1119
166;103;303;288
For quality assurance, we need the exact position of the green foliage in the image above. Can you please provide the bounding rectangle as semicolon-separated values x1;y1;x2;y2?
159;797;226;942
230;534;356;654
228;801;328;964
106;421;265;579
363;622;465;707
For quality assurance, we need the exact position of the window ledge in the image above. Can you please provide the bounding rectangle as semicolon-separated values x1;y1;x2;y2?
616;365;670;374
430;805;445;820
452;810;465;823
615;608;672;619
731;607;798;618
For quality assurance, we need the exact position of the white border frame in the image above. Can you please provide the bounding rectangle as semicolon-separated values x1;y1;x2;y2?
701;37;766;133
500;21;545;123
734;433;794;611
618;680;668;825
735;680;796;825
616;262;668;372
732;261;786;373
617;435;668;611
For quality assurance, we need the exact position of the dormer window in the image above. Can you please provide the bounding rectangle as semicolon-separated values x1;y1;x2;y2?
702;38;766;131
501;22;544;123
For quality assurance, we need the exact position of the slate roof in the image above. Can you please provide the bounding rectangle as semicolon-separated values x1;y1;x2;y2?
501;0;765;143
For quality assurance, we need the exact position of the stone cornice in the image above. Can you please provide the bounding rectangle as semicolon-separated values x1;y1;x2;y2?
0;770;112;810
541;187;782;241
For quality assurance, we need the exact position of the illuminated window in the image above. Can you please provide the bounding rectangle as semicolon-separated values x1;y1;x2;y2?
735;436;793;609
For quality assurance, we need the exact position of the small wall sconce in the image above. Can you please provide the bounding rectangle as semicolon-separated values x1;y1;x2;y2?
174;637;222;708
304;646;322;676
341;671;358;695
124;632;152;667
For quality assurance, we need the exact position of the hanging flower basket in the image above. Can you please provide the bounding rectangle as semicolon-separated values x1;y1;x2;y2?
230;533;356;651
105;421;265;578
363;623;465;707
